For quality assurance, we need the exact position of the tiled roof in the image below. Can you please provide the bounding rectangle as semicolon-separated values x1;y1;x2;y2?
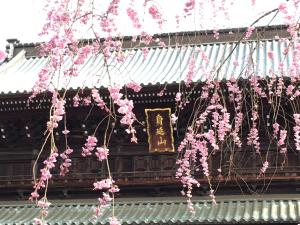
0;196;299;225
0;39;292;94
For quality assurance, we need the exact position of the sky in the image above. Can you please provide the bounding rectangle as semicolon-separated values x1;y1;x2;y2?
0;0;45;48
0;0;286;50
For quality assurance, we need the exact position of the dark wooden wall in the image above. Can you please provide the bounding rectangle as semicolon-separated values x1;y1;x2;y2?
0;85;299;200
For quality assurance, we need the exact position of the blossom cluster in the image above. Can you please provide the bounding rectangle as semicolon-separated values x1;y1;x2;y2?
175;73;300;209
91;89;107;110
294;114;300;151
185;55;196;87
59;148;73;176
126;82;142;92
226;78;243;147
47;92;66;131
31;150;58;224
148;4;163;28
260;161;269;175
29;0;300;223
0;50;6;63
81;136;98;157
31;151;59;198
127;7;141;29
108;86;137;143
93;178;120;220
95;147;109;161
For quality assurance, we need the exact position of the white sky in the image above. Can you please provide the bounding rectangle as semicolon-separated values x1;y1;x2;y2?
0;0;286;50
0;0;45;48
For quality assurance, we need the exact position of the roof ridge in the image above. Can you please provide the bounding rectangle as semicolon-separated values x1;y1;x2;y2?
12;24;288;48
1;194;300;207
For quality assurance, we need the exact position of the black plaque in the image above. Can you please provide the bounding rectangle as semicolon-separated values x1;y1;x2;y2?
145;108;174;152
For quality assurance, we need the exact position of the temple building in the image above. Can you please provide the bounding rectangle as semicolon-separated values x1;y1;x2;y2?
0;25;299;225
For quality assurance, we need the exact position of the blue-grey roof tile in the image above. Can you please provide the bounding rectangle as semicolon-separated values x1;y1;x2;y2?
0;39;295;94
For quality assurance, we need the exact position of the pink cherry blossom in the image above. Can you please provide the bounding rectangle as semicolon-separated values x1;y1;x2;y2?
82;136;98;157
245;26;254;40
185;55;196;86
109;217;121;225
27;0;300;222
157;89;164;96
278;130;287;146
98;193;112;205
73;94;80;107
109;186;120;193
37;200;51;208
294;114;300;151
93;179;113;190
278;3;287;13
267;51;274;60
46;93;66;131
91;89;107;110
218;112;231;141
175;92;182;102
93;206;102;219
260;161;269;174
0;50;7;63
233;59;239;67
247;127;260;154
171;114;178;124
142;47;149;60
140;32;153;45
273;123;279;138
127;7;141;29
62;129;70;135
30;191;40;199
213;29;220;40
60;148;73;176
184;0;195;16
126;82;142;92
148;4;163;28
33;218;43;225
108;86;122;103
95;147;109;161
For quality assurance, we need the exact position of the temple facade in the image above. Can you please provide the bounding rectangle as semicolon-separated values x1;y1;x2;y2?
0;25;299;225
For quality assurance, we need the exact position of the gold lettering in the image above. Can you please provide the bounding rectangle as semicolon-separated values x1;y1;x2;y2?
158;136;167;146
156;127;165;136
156;114;163;126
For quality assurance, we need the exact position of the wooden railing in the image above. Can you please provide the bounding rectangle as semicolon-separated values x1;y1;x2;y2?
0;154;299;189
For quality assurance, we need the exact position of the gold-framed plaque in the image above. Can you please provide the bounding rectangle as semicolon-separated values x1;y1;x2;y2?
145;108;175;152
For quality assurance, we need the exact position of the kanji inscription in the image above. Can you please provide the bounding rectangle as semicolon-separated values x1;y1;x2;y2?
145;108;174;152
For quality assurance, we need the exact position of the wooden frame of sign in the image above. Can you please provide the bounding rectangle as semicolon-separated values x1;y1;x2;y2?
145;108;175;152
